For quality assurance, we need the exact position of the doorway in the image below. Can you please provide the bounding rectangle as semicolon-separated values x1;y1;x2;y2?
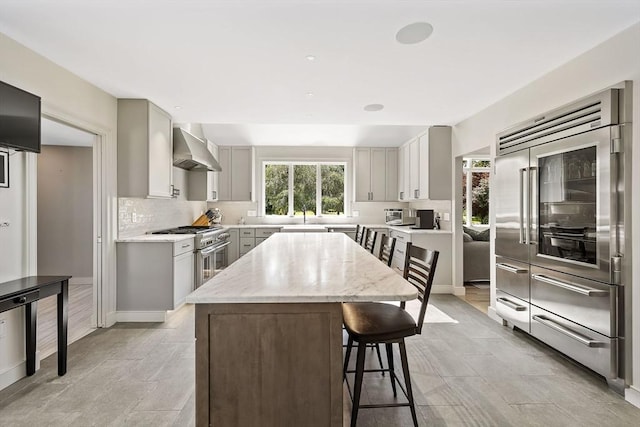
458;151;491;314
36;118;97;358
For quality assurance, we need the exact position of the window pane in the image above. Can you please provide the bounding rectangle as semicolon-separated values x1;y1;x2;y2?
293;165;316;215
321;165;344;215
472;160;491;168
471;171;490;224
462;172;468;223
264;164;289;215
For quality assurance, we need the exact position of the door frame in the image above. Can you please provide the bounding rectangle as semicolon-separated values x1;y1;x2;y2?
26;107;115;328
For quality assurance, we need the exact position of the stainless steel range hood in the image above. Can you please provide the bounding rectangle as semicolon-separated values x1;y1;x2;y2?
173;128;222;171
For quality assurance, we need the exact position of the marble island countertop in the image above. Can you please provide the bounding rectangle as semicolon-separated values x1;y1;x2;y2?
186;232;417;304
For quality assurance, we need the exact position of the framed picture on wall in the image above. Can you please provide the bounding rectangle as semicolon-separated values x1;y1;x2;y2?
0;151;8;188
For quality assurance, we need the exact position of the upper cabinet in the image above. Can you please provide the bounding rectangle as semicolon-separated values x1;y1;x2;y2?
354;147;398;202
187;140;219;201
117;99;173;198
398;126;452;201
218;146;253;201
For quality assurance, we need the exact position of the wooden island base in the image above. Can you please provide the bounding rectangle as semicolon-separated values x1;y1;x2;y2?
195;302;344;427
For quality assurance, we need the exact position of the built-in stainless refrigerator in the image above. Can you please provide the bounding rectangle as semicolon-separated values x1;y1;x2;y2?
494;84;632;391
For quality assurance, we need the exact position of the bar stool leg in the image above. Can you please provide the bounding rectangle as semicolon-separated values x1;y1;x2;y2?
385;343;397;397
399;340;418;427
350;342;367;427
374;343;385;376
344;336;354;378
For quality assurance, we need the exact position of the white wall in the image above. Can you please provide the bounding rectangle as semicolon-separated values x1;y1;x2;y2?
0;31;118;389
451;23;640;403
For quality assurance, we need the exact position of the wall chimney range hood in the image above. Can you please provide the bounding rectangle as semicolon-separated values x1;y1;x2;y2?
173;127;222;171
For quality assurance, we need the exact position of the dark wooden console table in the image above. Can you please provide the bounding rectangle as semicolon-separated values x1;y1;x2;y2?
0;276;70;376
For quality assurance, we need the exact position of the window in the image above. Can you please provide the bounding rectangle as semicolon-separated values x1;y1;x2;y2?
264;162;346;216
462;158;490;226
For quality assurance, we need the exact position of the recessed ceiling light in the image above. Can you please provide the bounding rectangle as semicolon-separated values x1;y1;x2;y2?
396;22;434;44
364;104;384;112
174;106;182;109
306;92;314;97
306;55;316;61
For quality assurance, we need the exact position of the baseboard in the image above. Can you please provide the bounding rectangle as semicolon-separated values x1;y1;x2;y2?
115;311;167;322
626;385;640;409
69;277;92;286
487;306;503;324
0;361;26;391
104;311;117;327
432;284;453;294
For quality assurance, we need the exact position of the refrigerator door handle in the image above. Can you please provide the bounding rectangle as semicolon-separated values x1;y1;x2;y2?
519;167;528;244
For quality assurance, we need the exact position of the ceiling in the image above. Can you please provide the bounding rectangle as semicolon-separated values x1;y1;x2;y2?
1;0;639;147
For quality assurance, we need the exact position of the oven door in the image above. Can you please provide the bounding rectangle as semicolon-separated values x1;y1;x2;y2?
196;241;230;287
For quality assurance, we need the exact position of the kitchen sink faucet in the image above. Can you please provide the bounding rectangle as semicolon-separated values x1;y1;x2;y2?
302;205;307;224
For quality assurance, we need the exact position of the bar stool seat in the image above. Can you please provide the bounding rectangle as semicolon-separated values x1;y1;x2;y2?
342;302;416;341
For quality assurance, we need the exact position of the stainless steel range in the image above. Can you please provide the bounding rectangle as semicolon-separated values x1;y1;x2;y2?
494;83;632;393
153;225;231;288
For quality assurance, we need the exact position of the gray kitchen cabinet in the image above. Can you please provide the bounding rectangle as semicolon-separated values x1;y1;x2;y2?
218;146;253;201
227;228;240;265
117;99;173;198
398;144;410;201
354;147;398;202
187;140;219;201
236;227;280;256
400;126;452;201
117;238;195;318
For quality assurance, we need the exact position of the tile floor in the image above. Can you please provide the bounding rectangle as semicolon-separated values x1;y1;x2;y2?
1;295;639;426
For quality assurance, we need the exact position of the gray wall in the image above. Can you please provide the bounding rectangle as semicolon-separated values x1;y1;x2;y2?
37;146;93;279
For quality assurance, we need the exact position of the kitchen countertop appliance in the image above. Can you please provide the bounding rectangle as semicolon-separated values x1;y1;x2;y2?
153;225;230;287
412;209;435;229
494;83;632;393
384;208;415;225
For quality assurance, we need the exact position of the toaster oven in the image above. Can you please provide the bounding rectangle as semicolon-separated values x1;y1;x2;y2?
384;208;416;225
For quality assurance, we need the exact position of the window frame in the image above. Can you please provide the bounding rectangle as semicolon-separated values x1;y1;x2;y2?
462;157;491;227
262;160;347;217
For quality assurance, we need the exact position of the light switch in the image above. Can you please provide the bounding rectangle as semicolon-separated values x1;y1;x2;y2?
443;212;450;221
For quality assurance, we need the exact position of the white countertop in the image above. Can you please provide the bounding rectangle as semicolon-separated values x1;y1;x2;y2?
186;232;417;304
116;234;195;243
387;225;452;235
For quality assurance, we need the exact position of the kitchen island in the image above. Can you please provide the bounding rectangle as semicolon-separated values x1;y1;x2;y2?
186;232;417;427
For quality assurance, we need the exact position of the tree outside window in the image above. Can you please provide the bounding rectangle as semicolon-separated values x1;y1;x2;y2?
462;159;490;225
264;162;345;216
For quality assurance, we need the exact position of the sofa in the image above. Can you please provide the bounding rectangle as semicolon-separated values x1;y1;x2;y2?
462;226;490;283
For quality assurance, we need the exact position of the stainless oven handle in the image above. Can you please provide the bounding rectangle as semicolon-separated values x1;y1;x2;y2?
200;241;230;255
532;315;603;347
496;263;528;274
496;297;526;311
531;274;609;297
519;167;527;244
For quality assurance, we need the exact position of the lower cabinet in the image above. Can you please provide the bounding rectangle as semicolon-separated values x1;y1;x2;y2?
388;229;452;289
117;238;195;319
230;227;281;258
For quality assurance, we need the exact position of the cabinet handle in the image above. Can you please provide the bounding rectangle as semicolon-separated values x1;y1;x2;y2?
399;191;404;200
212;191;217;199
532;315;603;347
181;244;190;248
531;274;609;297
496;297;526;311
249;191;252;200
414;189;419;198
496;263;528;274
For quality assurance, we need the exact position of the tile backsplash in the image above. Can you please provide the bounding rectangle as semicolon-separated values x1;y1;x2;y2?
118;198;207;238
